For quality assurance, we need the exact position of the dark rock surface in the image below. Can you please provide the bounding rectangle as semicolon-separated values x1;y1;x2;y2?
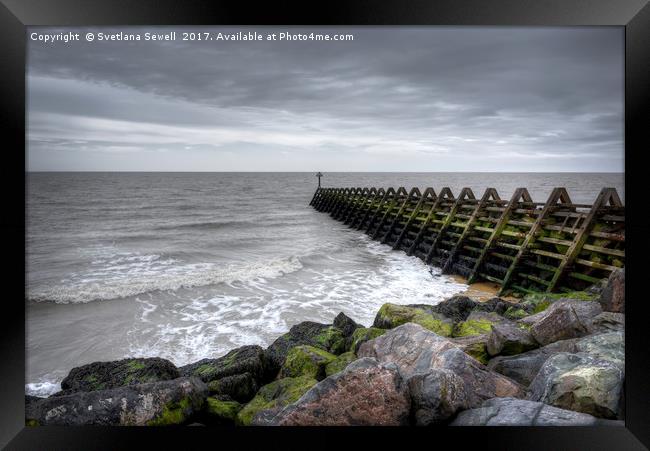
179;345;267;382
26;377;207;426
60;357;180;394
408;369;469;425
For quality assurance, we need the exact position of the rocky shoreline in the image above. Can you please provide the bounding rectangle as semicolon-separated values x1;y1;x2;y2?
25;269;625;427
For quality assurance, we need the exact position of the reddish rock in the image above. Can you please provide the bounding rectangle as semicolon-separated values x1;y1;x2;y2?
530;304;590;346
268;358;410;426
599;269;625;313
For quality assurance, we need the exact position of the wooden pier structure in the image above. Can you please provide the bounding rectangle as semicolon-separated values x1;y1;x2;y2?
309;186;625;296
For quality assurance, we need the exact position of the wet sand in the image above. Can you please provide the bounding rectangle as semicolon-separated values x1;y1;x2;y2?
449;275;519;303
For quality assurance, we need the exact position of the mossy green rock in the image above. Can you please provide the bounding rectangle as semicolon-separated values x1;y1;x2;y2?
265;322;347;372
504;307;529;320
280;345;336;380
204;397;242;423
325;352;357;377
313;326;347;355
147;397;192;426
453;312;504;338
236;375;317;426
350;327;387;353
373;303;453;337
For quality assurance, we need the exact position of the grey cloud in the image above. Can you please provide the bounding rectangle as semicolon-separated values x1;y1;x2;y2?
27;26;623;171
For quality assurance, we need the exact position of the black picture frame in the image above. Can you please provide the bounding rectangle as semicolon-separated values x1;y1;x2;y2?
2;1;649;449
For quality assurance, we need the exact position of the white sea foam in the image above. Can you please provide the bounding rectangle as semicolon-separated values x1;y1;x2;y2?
122;232;467;367
26;380;61;397
28;250;304;304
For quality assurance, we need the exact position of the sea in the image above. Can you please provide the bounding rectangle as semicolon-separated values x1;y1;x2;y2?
25;172;624;396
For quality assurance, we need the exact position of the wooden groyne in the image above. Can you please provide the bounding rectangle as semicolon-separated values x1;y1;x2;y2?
309;186;625;296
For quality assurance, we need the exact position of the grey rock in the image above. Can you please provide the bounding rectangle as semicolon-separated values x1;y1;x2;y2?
575;331;624;368
450;397;620;426
25;377;207;426
587;312;625;334
528;352;624;419
487;338;579;386
486;321;538;357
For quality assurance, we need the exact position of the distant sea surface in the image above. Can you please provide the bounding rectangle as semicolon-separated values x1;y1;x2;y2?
26;172;624;396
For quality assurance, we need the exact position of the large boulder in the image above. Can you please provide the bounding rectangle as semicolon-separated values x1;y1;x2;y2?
59;357;180;394
358;323;524;407
25;377;207;426
179;345;268;402
408;369;469;425
486;321;538;357
262;358;411;426
487;338;579;386
528;352;624;419
450;397;621;426
280;345;336;380
372;303;453;337
527;299;602;346
599;268;624;313
236;375;317;426
265;322;346;372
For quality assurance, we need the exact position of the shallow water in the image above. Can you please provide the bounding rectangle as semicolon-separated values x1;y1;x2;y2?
25;172;623;396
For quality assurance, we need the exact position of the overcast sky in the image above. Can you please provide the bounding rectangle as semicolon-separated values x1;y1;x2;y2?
27;27;623;172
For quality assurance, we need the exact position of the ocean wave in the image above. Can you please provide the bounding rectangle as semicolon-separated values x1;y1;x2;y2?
26;380;61;397
28;254;304;304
